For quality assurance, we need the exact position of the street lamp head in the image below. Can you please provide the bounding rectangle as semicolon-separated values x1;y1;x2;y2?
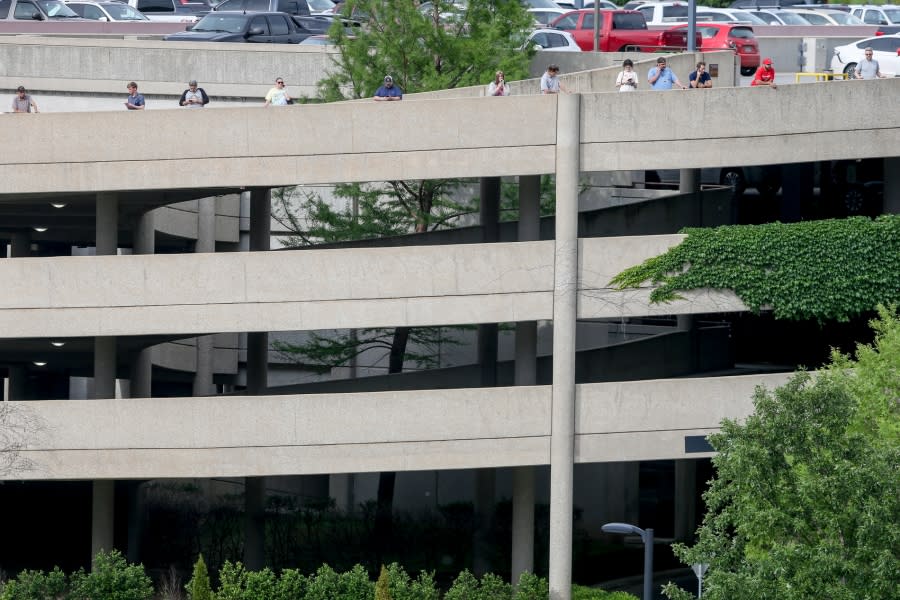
602;522;644;536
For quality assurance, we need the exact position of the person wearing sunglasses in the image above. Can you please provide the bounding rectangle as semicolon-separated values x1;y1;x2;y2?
855;47;885;80
264;78;292;107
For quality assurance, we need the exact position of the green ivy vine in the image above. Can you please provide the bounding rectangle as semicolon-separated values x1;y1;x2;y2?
609;215;900;322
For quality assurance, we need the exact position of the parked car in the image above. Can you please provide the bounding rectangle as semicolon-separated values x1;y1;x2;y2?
696;7;768;25
550;9;699;52
851;5;900;26
582;1;618;9
306;0;333;14
831;34;900;76
634;1;690;25
0;0;90;20
747;9;810;25
164;10;319;42
648;165;783;199
125;0;211;22
527;27;581;50
785;8;863;26
64;1;149;20
671;22;759;75
214;0;313;16
828;159;883;216
528;7;568;26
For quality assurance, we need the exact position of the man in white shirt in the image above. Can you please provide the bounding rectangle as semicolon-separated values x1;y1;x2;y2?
855;47;886;80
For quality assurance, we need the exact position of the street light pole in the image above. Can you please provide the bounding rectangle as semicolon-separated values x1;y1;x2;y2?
601;522;655;600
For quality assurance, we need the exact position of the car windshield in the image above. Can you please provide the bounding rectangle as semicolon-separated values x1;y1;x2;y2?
729;10;766;25
37;0;80;17
192;13;245;31
105;4;149;19
772;11;809;25
830;12;862;25
307;0;334;11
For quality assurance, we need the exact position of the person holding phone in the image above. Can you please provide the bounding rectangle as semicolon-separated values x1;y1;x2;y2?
615;59;638;92
689;61;712;89
648;57;686;90
487;71;510;96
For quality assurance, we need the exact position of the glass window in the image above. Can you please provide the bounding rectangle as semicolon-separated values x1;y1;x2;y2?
84;5;104;18
138;0;175;13
883;8;900;23
249;14;269;33
800;12;828;26
870;37;900;53
553;14;578;30
582;13;593;30
0;0;9;18
267;14;288;34
862;10;882;25
612;12;646;30
729;26;754;40
14;1;40;18
531;31;548;47
245;0;267;10
662;6;688;19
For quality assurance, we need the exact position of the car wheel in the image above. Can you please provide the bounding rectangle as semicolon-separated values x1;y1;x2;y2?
842;62;856;77
721;168;746;197
740;66;755;76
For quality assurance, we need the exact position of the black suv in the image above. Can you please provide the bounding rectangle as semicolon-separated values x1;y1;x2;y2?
165;10;322;42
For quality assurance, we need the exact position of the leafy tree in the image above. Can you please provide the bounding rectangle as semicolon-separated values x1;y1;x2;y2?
662;306;900;600
375;565;392;600
320;0;534;101
186;554;213;600
0;567;67;600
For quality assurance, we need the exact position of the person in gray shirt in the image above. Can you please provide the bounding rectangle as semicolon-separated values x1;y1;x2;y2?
855;47;885;80
11;86;39;113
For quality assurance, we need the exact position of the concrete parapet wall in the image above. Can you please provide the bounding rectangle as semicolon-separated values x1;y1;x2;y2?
3;373;792;480
153;195;240;243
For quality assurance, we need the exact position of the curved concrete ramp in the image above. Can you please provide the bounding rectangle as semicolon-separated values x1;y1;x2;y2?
4;373;791;480
1;79;897;196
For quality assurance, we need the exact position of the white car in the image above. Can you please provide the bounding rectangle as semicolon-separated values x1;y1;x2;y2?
527;27;581;51
64;0;149;20
851;5;900;26
785;8;864;26
831;34;900;77
582;0;618;9
747;9;810;26
635;1;691;26
528;7;568;26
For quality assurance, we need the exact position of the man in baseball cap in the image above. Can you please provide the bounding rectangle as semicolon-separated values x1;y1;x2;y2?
374;74;403;101
11;85;39;113
751;58;777;89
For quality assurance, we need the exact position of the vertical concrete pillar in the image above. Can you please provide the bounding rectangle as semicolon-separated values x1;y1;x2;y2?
512;174;541;583
96;192;118;256
194;197;217;396
329;474;356;513
130;212;155;400
243;476;266;571
549;93;580;600
91;480;115;566
93;337;117;400
245;189;270;568
10;231;31;258
884;157;900;215
680;169;702;225
674;459;697;542
6;365;26;401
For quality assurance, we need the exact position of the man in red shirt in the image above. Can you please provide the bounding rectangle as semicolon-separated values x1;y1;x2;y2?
751;58;777;89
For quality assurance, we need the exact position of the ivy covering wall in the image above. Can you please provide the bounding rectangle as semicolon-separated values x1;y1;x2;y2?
610;216;900;322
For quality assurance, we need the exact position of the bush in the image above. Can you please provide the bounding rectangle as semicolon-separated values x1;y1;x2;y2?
572;585;639;600
445;569;513;600
0;567;67;600
185;555;212;600
514;572;548;600
68;550;153;600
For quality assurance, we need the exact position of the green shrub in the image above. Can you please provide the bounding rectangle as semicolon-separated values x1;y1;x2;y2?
273;569;307;600
244;568;277;600
186;554;213;600
445;569;513;600
214;561;247;600
0;567;67;600
68;550;153;600
572;585;639;599
387;563;439;600
514;572;548;600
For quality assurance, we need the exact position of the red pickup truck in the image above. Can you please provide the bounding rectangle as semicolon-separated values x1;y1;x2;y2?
550;9;699;53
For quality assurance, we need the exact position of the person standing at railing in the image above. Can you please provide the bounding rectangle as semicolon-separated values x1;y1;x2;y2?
124;82;145;110
751;58;777;89
648;56;686;90
855;47;886;80
487;71;510;96
689;61;712;89
615;59;638;92
11;86;39;113
540;64;569;94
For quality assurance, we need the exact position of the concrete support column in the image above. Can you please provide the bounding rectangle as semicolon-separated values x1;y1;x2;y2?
512;174;541;583
674;459;698;542
884;157;900;215
96;192;118;256
194;197;217;396
91;480;114;565
243;476;266;571
93;336;117;400
679;169;700;194
6;365;26;401
131;212;155;400
549;93;580;600
329;474;355;514
10;231;31;258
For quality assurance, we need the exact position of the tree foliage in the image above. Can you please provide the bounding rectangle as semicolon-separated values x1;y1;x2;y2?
663;306;900;600
320;0;535;101
186;554;213;600
610;216;900;323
